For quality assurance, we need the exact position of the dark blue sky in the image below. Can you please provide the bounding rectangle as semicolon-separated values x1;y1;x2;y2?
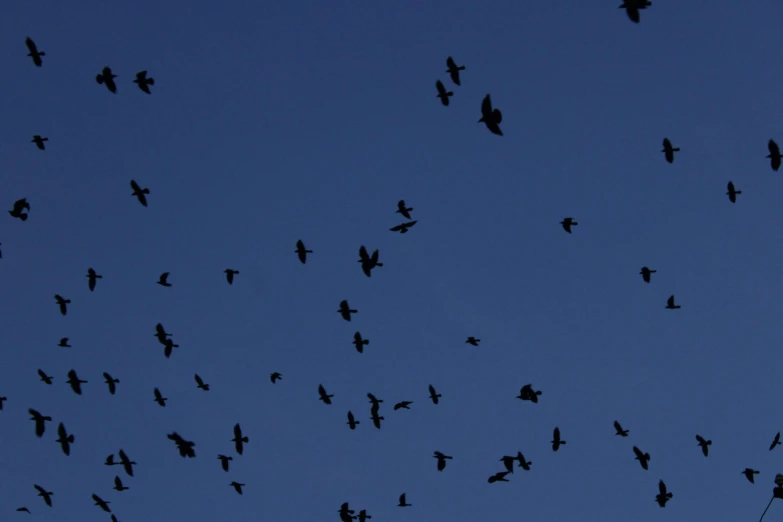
3;1;783;520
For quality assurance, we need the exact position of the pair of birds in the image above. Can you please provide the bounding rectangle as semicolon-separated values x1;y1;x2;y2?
637;271;681;310
37;368;87;394
339;502;373;522
434;56;465;106
96;66;155;94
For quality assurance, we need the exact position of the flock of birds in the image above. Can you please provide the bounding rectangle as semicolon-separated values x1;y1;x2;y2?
5;5;783;520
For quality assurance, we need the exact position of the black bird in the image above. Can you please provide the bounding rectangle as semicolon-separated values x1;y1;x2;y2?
446;56;465;86
347;410;360;430
338;300;357;321
157;272;172;287
154;323;171;344
352;332;369;353
66;369;87;395
661;138;679;163
25;37;45;66
433;451;453;471
33;485;53;507
500;455;515;473
428;384;442;404
29;408;52;437
163;338;179;358
633;446;650;470
92;493;111;512
396;200;413;219
233;423;249;455
318;384;333;404
56;423;74;455
133;70;155;94
770;432;781;451
338;503;356;522
488;471;510;483
357;509;372;522
695;434;712;457
551;427;566;451
614;420;629;437
398;493;411;507
394;401;413;410
31;135;48;150
560;217;577;233
38;369;53;385
743;468;760;484
118;449;135;476
620;0;652;24
86;268;102;291
655;480;672;508
478;94;503;136
9;198;30;221
16;507;30;513
389;220;418;234
103;372;119;394
0;396;6;410
167;432;196;458
230;481;245;495
295;240;312;264
768;139;782;171
96;66;118;94
435;80;453;106
516;384;542;403
270;372;282;383
726;181;741;203
153;387;167;406
358;245;383;277
218;454;233;471
367;393;383;409
130;180;150;207
466;336;480;346
665;295;681;309
194;374;210;391
640;266;656;283
111;515;120;522
54;294;70;316
516;451;532;470
224;269;239;284
370;411;384;429
113;476;128;492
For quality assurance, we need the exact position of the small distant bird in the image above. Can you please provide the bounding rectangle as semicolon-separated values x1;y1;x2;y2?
353;332;369;353
31;135;48;150
768;139;782;172
560;217;578;233
113;476;128;492
167;431;196;458
16;507;30;513
133;70;155;94
742;468;760;484
270;372;282;383
54;294;70;316
394;401;413;410
433;451;453;471
233;423;249;454
478;94;503;136
338;300;357;321
130;180;150;206
357;509;372;522
428;384;441;405
28;408;52;437
516;384;542;403
398;493;412;507
446;56;465;86
620;0;652;24
163;338;179;358
92;493;111;512
347;410;360;430
9;197;30;221
103;372;119;394
516;451;532;470
86;268;102;291
396;200;413;219
633;446;651;470
194;374;210;391
358;245;383;277
33;485;53;507
500;455;515;473
389;220;418;234
338;503;356;522
230;481;245;495
157;272;172;286
96;66;118;94
66;369;87;395
665;295;681;309
488;471;510;483
661;138;679;163
58;338;71;348
153;387;167;406
435;80;453;106
465;336;480;346
38;369;53;385
726;181;741;203
318;384;333;404
118;449;135;476
614;420;629;437
640;266;656;283
218;454;233;472
770;432;781;451
695;435;712;457
295;240;312;264
655;480;672;508
224;269;239;284
551;427;566;451
154;323;170;344
25;37;45;66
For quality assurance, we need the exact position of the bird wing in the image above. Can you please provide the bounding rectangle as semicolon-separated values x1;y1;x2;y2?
358;246;369;261
614;420;622;432
130;180;141;192
770;140;780;155
194;374;203;386
481;94;492;117
234;423;242;438
658;480;666;495
58;422;66;438
446;56;456;69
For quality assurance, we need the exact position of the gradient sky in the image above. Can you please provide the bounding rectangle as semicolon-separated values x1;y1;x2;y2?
3;1;783;521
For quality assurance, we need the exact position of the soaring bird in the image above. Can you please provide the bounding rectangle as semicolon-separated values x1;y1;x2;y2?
92;493;111;512
488;471;510;483
233;423;249;454
446;56;465;86
478;94;503;136
54;294;70;316
230;481;245;495
465;336;480;346
163;338;179;358
742;468;760;484
639;266;656;283
25;37;45;66
357;509;372;522
396;200;413;219
31;135;48;150
86;268;102;291
551;427;566;451
130;180;150;206
433;451;453;471
661;138;679;163
224;269;239;284
133;70;155;94
695;434;712;457
338;300;357;321
153;387;167;406
346;410;360;430
398;493;412;507
390;220;418;233
768;139;782;171
96;66;118;94
435;80;453;106
560;217;577;233
118;449;136;476
633;446;650;470
194;374;210;391
16;506;30;513
428;384;442;404
394;401;413;410
295;240;312;264
665;295;681;309
318;384;333;404
726;181;741;203
29;408;52;437
157;272;172;287
56;422;74;455
614;420;629;437
655;480;672;508
218;454;233;471
516;451;532;470
353;331;369;353
33;485;53;507
38;369;53;385
66;369;87;395
113;475;129;491
770;431;781;451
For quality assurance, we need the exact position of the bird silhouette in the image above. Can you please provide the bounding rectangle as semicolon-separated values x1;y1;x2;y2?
478;94;503;135
270;372;282;383
428;384;441;404
398;493;411;507
551;427;566;451
167;432;196;458
295;240;312;264
500;455;515;473
96;66;118;94
318;384;333;404
9;197;30;221
661;138;679;163
665;295;681;309
113;476;129;492
347;410;360;430
560;217;577;233
655;479;672;508
488;471;510;483
516;384;542;403
130;180;150;207
353;332;369;353
54;294;70;316
338;502;356;522
768;139;782;171
389;220;418;234
358;245;383;277
770;432;781;451
133;70;155;94
435;80;453;106
92;493;111;512
33;484;53;507
433;451;453;471
163;338;179;358
38;369;53;385
194;374;210;391
640;266;656;283
230;481;245;495
25;37;45;66
157;272;172;287
338;300;357;321
633;446;651;470
620;0;652;24
357;509;372;522
743;468;760;484
233;423;249;454
55;422;74;455
118;449;136;476
218;454;233;471
726;181;742;203
370;411;384;429
446;56;465;86
614;420;629;437
516;451;532;470
29;408;52;437
695;434;712;457
31;135;48;150
465;336;480;346
16;506;30;513
396;200;413;219
367;393;383;409
224;269;239;284
86;268;102;291
153;387;167;406
66;369;87;395
394;401;413;410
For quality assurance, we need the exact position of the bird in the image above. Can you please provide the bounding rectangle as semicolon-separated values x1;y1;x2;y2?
742;468;760;484
156;272;172;286
163;338;179;358
478;94;503;135
117;449;136;476
33;484;53;507
370;411;384;429
488;471;510;483
16;507;30;513
516;451;532;470
167;432;196;458
347;410;360;430
113;476;129;492
394;401;413;410
560;217;577;233
398;493;412;507
9;197;30;221
726;181;742;203
620;0;652;24
194;374;210;391
768;139;782;171
428;384;442;404
31;135;48;150
318;385;333;404
54;294;70;316
0;397;6;410
338;300;357;321
92;493;111;512
154;323;171;344
28;408;52;437
446;56;465;85
396;200;413;219
433;451;453;471
56;338;71;350
516;384;542;403
86;268;102;291
338;503;356;522
66;369;87;395
661;137;679;163
551;427;566;451
295;240;312;264
38;369;53;385
358;245;383;277
352;332;369;353
500;455;515;473
56;422;74;455
665;295;681;309
389;220;418;234
270;372;282;383
96;66;118;94
153;387;167;406
640;266;656;283
465;336;480;346
130;180;150;206
25;37;45;66
224;269;239;284
357;509;372;522
233;423;249;454
770;432;781;451
435;80;453;106
218;454;233;471
230;481;245;495
655;480;673;508
614;420;629;437
633;446;651;470
103;372;119;394
133;70;155;94
695;435;712;457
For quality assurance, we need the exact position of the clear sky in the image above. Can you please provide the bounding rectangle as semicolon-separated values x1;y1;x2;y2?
2;1;783;520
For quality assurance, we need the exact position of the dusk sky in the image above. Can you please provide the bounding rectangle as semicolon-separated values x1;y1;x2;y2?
3;1;783;521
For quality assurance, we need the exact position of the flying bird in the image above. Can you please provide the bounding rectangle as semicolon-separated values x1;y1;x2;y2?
394;401;413;410
38;369;53;385
639;266;656;283
433;451;453;471
230;481;245;495
488;471;510;483
370;411;384;429
743;468;760;484
66;369;87;395
398;493;412;507
9;197;30;221
33;485;53;507
163;338;179;358
367;393;383;408
465;336;480;346
28;408;52;437
446;56;465;86
500;455;515;473
295;240;312;264
389;220;418;234
156;272;172;286
661;138;679;163
194;374;210;391
633;446;650;470
620;0;652;24
16;507;30;513
435;80;453;106
516;384;542;403
31;135;48;150
353;332;369;353
655;480;672;508
318;384;333;404
224;269;239;284
665;295;681;309
428;384;441;404
357;509;372;522
396;200;413;219
516;451;532;470
96;66;118;94
218;454;233;471
614;420;629;437
551;427;566;451
347;410;360;430
770;432;781;451
726;181;741;203
56;422;74;455
768;139;782;171
338;300;357;321
133;70;155;94
118;449;135;476
560;217;577;233
358;245;383;277
339;503;356;522
695;435;712;457
233;423;249;454
86;268;102;291
478;94;503;136
54;294;70;316
113;476;128;492
130;180;150;206
25;37;45;66
153;387;167;406
92;493;111;512
270;372;282;383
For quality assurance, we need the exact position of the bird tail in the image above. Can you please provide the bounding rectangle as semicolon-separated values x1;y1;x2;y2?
148;78;155;85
